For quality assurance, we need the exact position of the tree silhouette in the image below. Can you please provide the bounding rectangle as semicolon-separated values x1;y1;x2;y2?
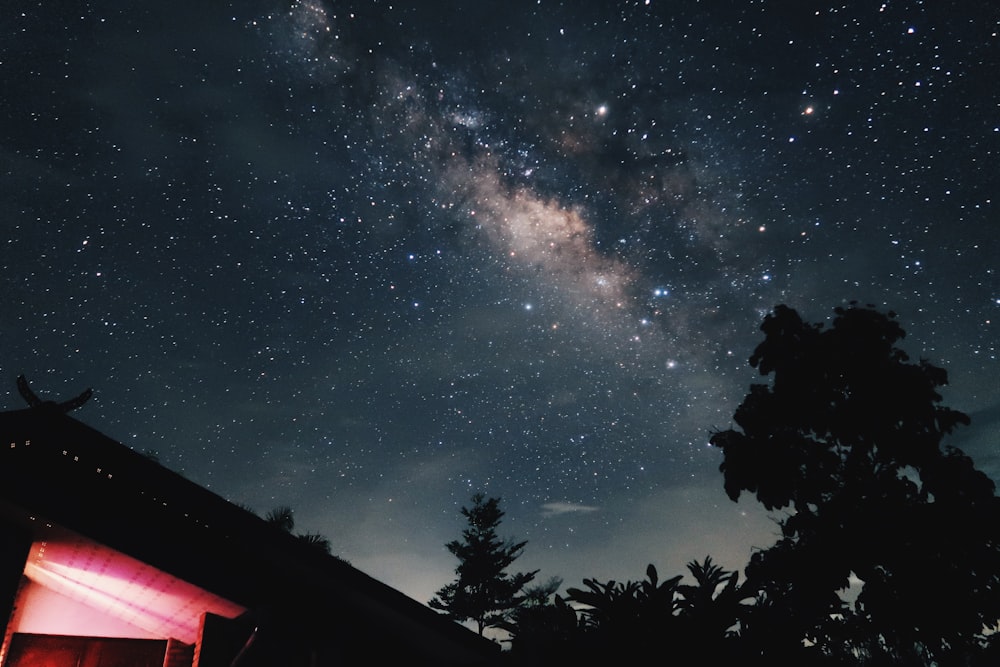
498;575;564;637
498;577;579;664
429;492;538;635
551;559;753;664
567;564;682;635
711;304;1000;664
676;555;754;656
556;564;682;664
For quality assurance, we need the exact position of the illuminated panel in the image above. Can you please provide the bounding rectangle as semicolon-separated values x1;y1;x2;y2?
15;537;246;645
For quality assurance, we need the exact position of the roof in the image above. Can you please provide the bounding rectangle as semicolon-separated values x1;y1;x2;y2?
0;405;497;665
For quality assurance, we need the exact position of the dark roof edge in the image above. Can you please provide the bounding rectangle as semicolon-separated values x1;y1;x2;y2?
0;406;497;659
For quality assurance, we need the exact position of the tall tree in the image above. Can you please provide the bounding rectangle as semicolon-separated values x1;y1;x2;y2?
430;492;538;635
711;304;1000;664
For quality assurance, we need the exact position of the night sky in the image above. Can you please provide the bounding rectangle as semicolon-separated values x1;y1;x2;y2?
4;1;999;605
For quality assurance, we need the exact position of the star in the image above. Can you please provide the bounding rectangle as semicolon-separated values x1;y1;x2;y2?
4;0;995;611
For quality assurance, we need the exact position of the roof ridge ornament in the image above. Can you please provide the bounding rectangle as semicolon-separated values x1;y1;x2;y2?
17;374;93;412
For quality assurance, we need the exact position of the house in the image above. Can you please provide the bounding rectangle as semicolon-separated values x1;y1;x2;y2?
0;392;498;666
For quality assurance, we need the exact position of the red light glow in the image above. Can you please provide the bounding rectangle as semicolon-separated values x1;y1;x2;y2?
12;538;245;645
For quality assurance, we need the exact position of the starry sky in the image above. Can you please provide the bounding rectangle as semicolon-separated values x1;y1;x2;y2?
3;1;999;605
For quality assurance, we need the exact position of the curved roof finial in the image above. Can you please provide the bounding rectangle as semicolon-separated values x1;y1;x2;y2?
17;374;93;412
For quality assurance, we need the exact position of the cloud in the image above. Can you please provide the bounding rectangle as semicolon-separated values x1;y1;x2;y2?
541;501;600;517
514;484;779;593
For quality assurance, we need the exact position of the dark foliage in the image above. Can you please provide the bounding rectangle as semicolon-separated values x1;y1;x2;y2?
498;577;579;664
263;505;333;555
500;304;1000;666
501;558;752;665
710;304;1000;664
264;505;296;533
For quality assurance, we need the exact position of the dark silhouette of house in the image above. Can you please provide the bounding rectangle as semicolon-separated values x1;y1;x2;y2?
0;401;498;666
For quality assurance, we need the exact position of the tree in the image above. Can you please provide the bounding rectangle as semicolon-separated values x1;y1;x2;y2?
711;304;1000;664
567;564;682;635
429;492;538;635
553;564;683;664
553;559;753;665
498;577;579;664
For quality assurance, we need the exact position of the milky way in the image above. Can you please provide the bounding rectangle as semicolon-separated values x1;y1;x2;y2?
3;1;999;604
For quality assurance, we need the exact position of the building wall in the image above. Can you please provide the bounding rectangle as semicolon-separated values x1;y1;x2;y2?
4;634;167;667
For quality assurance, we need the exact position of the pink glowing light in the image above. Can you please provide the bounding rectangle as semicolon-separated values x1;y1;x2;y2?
14;539;245;645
